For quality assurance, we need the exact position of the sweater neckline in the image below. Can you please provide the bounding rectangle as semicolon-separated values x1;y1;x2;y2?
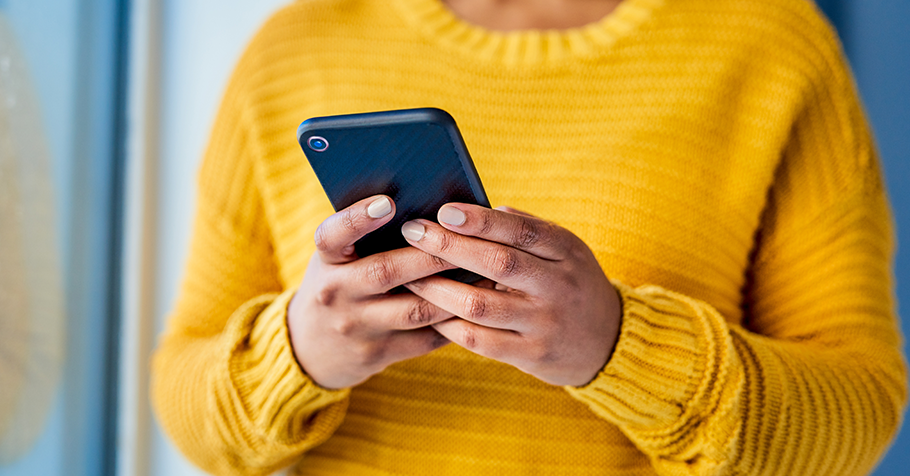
393;0;665;67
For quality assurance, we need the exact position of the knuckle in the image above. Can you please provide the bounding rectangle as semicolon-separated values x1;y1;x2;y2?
313;223;332;252
333;316;357;337
479;210;496;235
367;256;397;287
427;253;449;270
463;291;488;321
530;340;557;364
559;268;581;291
560;227;586;257
341;208;358;234
314;286;338;306
436;229;457;254
512;220;541;249
461;326;478;350
484;247;520;280
353;341;386;367
406;299;435;327
563;230;583;253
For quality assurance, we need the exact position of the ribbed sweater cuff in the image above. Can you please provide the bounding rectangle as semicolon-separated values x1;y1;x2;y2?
565;282;711;430
227;290;350;444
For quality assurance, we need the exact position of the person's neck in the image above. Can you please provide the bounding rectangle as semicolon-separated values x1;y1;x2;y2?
442;0;624;31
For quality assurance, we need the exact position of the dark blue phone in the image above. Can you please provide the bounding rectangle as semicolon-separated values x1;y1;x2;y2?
297;108;490;283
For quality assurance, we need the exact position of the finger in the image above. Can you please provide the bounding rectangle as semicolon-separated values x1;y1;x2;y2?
345;246;458;296
315;195;396;264
360;294;455;331
378;327;451;365
402;219;552;292
431;317;522;364
495;205;534;217
437;203;570;260
404;275;530;331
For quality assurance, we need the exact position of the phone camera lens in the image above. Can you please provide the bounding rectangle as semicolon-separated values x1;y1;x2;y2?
308;136;329;152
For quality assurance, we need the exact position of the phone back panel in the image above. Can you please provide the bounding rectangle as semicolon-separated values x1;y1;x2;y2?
298;108;490;264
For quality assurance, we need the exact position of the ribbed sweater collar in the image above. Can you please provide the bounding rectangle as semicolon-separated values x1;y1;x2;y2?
393;0;665;66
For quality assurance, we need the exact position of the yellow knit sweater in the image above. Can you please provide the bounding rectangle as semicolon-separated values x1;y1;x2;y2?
150;0;908;474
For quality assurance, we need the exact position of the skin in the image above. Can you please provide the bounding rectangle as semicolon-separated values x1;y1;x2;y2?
444;0;624;31
288;0;626;389
403;204;622;386
288;197;623;388
288;196;460;389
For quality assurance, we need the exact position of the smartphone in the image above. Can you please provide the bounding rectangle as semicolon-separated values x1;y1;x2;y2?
297;107;490;283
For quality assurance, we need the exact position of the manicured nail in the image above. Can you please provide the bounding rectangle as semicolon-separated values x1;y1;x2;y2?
367;197;392;218
401;221;426;241
438;206;466;226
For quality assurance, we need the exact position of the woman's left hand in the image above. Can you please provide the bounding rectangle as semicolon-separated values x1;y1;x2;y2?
401;204;623;387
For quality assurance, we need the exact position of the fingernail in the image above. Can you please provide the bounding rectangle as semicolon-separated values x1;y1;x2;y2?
401;221;426;242
438;206;466;226
367;197;392;218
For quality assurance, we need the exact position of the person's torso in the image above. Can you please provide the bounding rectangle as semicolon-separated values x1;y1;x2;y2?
236;0;815;473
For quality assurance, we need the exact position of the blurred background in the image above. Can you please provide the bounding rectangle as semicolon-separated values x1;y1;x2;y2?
0;1;906;475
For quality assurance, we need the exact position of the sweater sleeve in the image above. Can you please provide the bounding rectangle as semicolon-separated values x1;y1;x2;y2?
149;32;349;475
566;17;908;476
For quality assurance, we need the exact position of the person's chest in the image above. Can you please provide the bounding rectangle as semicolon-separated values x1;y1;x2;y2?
252;37;793;325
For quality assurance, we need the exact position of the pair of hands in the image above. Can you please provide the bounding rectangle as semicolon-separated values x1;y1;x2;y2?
287;195;623;389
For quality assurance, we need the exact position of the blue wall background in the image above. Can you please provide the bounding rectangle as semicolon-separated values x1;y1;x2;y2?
814;1;910;475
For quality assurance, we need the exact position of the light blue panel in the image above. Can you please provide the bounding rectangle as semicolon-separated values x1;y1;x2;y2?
4;0;79;262
0;400;64;476
1;0;122;474
0;0;77;474
843;3;910;476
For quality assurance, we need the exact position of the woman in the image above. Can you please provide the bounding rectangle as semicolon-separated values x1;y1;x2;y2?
151;0;908;474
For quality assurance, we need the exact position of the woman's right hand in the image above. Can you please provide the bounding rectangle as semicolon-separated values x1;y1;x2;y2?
287;195;457;389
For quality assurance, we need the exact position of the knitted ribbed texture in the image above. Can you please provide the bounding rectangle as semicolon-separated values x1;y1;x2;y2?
150;0;907;475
